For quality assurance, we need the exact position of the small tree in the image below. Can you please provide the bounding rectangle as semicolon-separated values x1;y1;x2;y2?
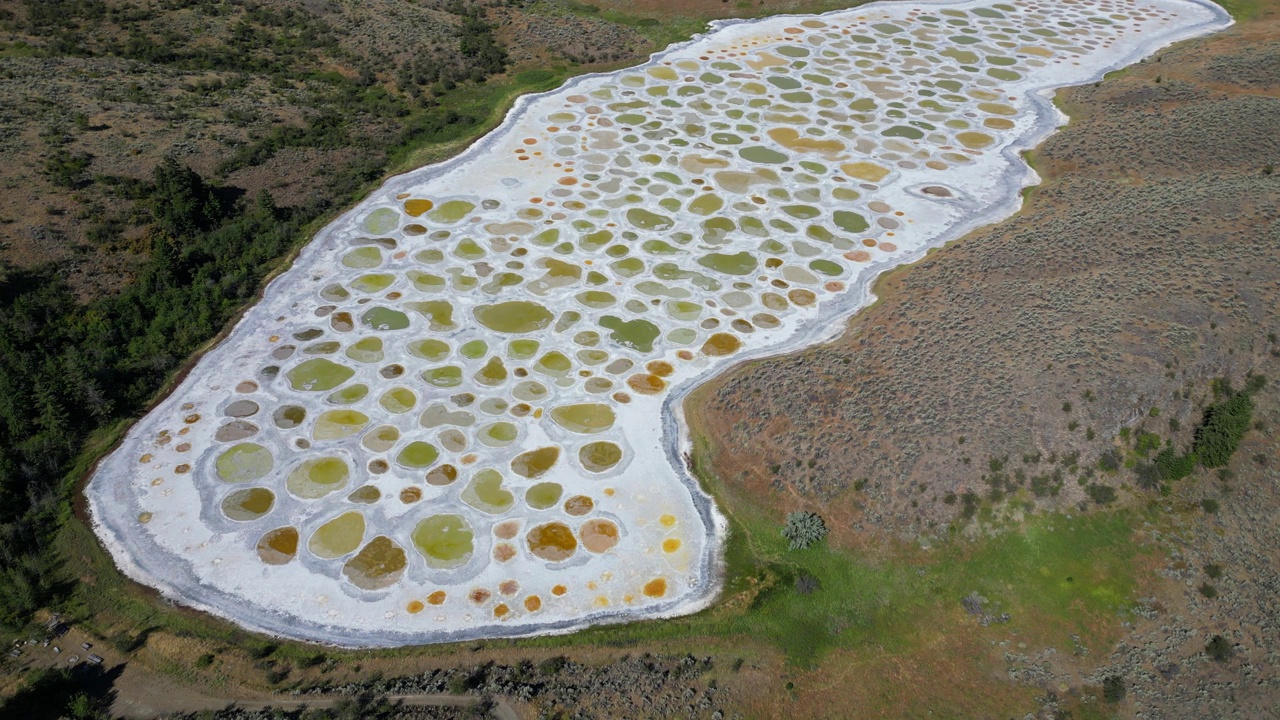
782;511;828;550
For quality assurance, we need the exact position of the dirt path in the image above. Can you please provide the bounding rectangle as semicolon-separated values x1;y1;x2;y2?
110;664;521;720
110;671;519;717
6;620;520;720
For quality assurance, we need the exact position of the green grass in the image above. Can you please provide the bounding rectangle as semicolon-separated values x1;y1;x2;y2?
708;494;1141;664
391;65;575;173
1215;0;1270;21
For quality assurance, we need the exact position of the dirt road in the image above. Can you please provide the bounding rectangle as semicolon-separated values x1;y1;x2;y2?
110;677;521;720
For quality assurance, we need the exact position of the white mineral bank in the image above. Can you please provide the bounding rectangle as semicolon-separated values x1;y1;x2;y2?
87;0;1230;646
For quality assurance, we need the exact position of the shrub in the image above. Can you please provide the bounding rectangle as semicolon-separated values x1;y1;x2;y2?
1198;583;1217;598
1134;462;1163;491
1102;675;1126;703
1153;447;1195;482
781;511;828;550
1098;449;1122;472
1205;635;1233;662
1085;484;1117;506
1134;431;1162;457
43;149;93;188
538;656;568;676
1201;498;1219;513
1205;563;1223;579
795;573;821;594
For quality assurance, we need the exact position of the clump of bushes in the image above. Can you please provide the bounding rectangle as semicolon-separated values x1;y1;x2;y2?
782;511;828;550
1193;376;1264;467
1132;375;1265;491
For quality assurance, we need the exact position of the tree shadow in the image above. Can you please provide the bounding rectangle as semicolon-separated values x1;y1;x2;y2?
0;661;124;720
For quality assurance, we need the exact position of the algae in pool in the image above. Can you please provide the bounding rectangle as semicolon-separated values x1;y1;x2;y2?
314;410;370;440
308;511;366;559
525;482;564;510
287;359;355;392
474;301;554;333
287;457;350;499
550;404;615;434
395;442;441;473
221;487;275;521
412;514;474;569
598;316;660;352
461;468;515;514
215;443;273;483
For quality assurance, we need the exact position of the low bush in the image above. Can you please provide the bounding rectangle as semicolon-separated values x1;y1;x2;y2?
781;511;828;550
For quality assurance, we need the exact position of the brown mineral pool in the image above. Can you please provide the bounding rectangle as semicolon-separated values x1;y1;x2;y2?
580;519;620;553
224;400;259;417
403;198;434;217
256;526;299;565
273;405;306;429
643;578;668;597
510;446;560;478
524;595;542;612
626;373;666;394
308;511;366;559
399;487;423;504
412;514;474;569
527;521;577;562
347;485;381;503
563;495;594;516
215;420;258;442
427;590;447;605
221;487;275;521
426;463;459;486
700;332;742;357
579;441;623;473
342;536;407;590
663;538;682;553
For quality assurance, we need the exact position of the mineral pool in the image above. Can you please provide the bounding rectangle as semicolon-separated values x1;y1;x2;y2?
87;0;1228;645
